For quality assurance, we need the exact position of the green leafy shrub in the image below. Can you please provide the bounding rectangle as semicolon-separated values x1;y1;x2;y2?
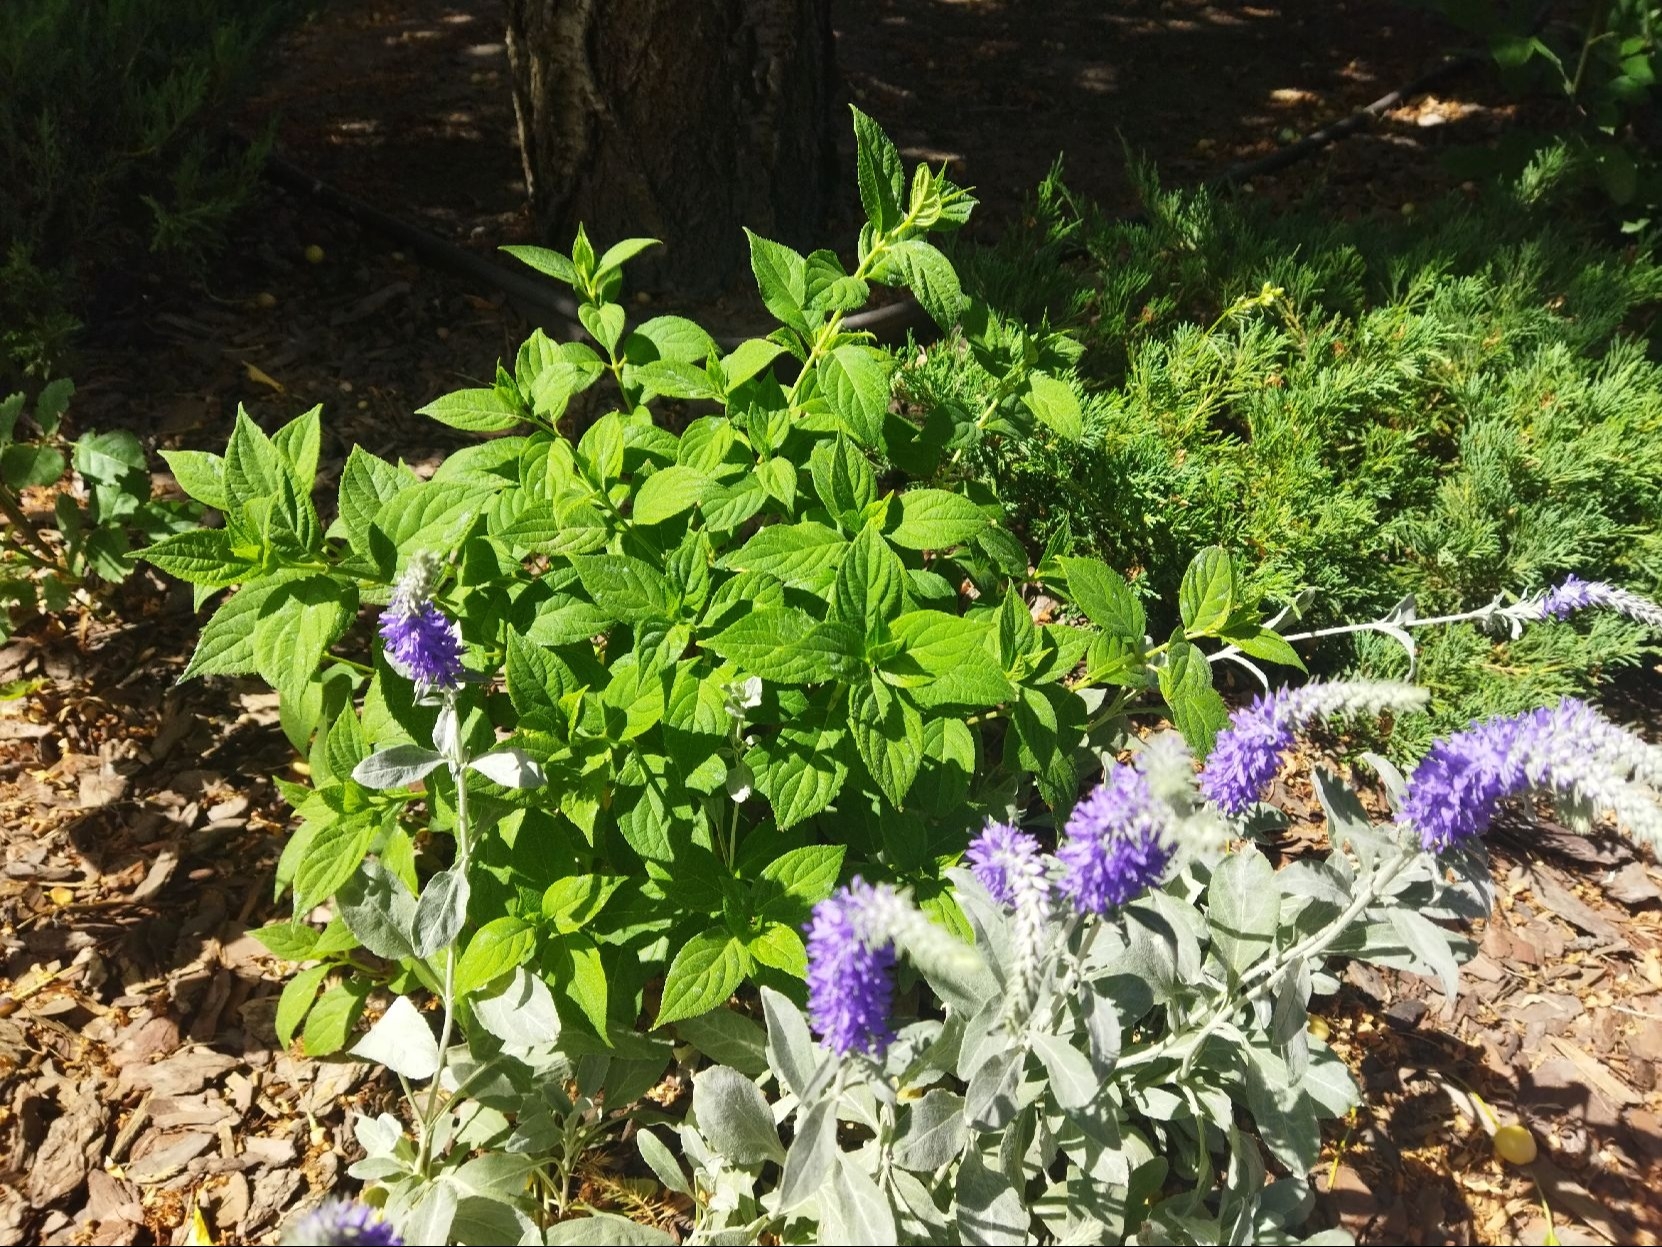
923;158;1662;750
0;0;306;381
0;380;199;639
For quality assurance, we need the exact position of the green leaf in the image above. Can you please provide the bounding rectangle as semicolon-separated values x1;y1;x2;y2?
273;406;322;487
883;239;963;329
374;479;491;553
0;444;64;489
759;844;845;909
1179;546;1237;637
913;717;976;816
631;358;721;401
656;929;748;1027
223;408;287;506
632;463;706;525
721;520;847;590
1225;625;1308;672
675;1008;769;1078
160;449;228;510
293;815;379;914
418;387;523;433
721;338;786;391
1159;636;1230;757
748;715;850;830
557;933;610;1036
302;978;371;1057
706;608;861;684
749;922;808;977
141;529;254;587
252;576;356;699
851;104;906;233
73;429;145;485
756;456;797;509
251;921;321;961
889;489;987;550
628;315;718;366
181;574;300;679
34;377;72;435
819;344;894;448
502;244;580;288
570;555;671;624
1010;682;1080;809
1209;850;1280;976
1058;556;1145;641
808;435;876;523
834;523;904;633
1023;371;1085;441
746;230;809;334
335;447;413;549
276;963;329;1049
849;679;923;807
597;236;661;276
542;874;625;934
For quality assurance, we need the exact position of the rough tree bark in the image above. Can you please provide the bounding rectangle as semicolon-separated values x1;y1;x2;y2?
502;0;835;298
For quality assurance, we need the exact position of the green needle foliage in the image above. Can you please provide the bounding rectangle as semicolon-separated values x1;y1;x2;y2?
920;150;1662;749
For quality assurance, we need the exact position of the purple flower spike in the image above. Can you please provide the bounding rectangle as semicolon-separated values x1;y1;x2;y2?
966;821;1048;906
1201;681;1430;815
806;879;900;1057
1537;574;1662;630
1401;697;1662;852
282;1198;402;1246
379;552;464;691
1056;765;1176;914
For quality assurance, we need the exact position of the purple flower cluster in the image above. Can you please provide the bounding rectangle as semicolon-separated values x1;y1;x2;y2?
1201;681;1429;815
1537;574;1662;630
379;553;463;691
1056;764;1175;914
1401;697;1662;852
282;1198;402;1246
966;821;1048;906
806;879;899;1057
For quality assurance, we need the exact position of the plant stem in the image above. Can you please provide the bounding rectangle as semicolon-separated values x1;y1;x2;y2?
0;488;57;563
1118;844;1417;1076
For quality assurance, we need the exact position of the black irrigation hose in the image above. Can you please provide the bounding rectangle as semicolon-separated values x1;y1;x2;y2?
256;45;1486;351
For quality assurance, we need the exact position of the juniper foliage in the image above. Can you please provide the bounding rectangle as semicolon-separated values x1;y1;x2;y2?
917;154;1662;748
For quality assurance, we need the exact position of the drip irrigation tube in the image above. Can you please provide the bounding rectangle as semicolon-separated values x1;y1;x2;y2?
258;46;1483;350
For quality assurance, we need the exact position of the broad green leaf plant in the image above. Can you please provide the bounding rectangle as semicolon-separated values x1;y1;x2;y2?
145;112;1662;1245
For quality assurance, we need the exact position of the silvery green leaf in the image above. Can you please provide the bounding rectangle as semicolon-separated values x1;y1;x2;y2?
889;1168;952;1239
636;1128;691;1197
433;702;460;757
470;747;546;789
1120;903;1180;1003
956;1146;1027;1245
1082;989;1120;1071
338;861;420;960
1360;750;1408;807
997;1102;1036;1189
1208;850;1280;976
1147;890;1206;982
353;1110;406;1158
1243;1044;1321;1172
832;1152;897;1247
474;967;560;1046
676;1008;769;1079
1303;1043;1361;1118
894;1088;967;1172
351;996;440;1081
778;1096;836;1211
453;1197;536;1246
761;986;817;1098
412;867;469;959
1257;1174;1316;1233
348;1154;409;1180
1276;859;1351;908
1031;1032;1098;1110
957;997;1005;1082
1220;1125;1266;1245
541;1213;676;1244
693;1065;786;1166
352;743;443;789
1268;959;1313;1048
964;1048;1020;1131
900;920;997;1017
945;867;1012;973
1386;908;1462;997
1314;765;1390;870
404;1179;458;1247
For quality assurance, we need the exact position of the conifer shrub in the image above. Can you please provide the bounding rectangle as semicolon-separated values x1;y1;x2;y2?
0;0;308;381
920;154;1662;748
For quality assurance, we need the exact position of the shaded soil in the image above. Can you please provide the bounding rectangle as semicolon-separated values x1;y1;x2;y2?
2;1;1654;1244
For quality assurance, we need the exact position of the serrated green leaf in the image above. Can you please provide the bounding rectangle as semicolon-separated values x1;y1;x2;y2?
1058;556;1145;641
819;344;894;447
851;105;905;233
0;443;63;490
141;529;254;587
746;230;809;334
720;520;847;590
160;449;228;511
418;387;523;433
570;555;671;624
293;815;379;914
455;917;537;996
302;978;371;1057
656;930;748;1027
1023;371;1084;441
849;678;923;807
747;714;850;830
632;463;706;525
889;488;986;550
1159;636;1230;756
1179;546;1237;637
276;963;329;1049
706;608;861;684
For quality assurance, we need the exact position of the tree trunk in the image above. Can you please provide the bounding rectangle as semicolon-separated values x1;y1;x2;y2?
503;0;835;298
